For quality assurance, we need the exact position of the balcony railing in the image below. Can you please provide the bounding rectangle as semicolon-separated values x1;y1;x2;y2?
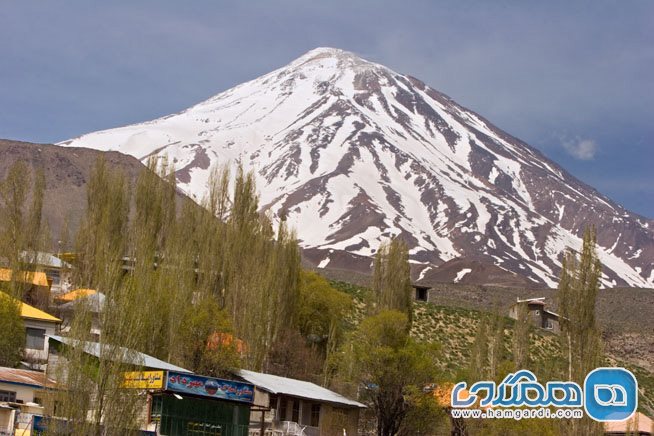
248;420;319;436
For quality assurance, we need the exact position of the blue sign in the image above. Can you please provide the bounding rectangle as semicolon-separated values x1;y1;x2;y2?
584;367;637;422
166;371;254;404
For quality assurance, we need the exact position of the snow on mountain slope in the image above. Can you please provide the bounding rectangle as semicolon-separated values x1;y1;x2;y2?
60;48;654;288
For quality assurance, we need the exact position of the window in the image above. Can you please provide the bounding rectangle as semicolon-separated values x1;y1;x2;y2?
269;394;278;410
149;395;163;423
415;288;428;302
279;398;288;421
0;390;16;402
26;327;46;350
310;404;321;427
545;319;553;330
291;400;300;423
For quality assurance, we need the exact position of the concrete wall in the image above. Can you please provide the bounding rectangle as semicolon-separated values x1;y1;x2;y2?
249;388;361;436
0;381;40;404
23;319;58;363
0;408;16;435
319;404;359;436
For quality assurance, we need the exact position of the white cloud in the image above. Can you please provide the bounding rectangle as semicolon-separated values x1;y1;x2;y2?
562;138;598;160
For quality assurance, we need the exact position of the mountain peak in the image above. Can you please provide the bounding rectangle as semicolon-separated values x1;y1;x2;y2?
298;47;360;61
290;47;386;74
60;50;654;289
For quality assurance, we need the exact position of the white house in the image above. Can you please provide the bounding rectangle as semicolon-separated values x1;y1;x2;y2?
236;369;365;436
1;292;61;368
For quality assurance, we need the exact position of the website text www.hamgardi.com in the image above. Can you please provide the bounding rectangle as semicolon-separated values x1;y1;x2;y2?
451;408;583;420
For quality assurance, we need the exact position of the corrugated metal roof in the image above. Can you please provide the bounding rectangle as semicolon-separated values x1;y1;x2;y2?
58;292;105;313
0;292;61;323
237;369;366;408
21;251;72;269
0;366;56;388
48;335;192;373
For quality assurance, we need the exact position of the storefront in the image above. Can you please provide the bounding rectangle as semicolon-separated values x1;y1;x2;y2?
138;371;255;436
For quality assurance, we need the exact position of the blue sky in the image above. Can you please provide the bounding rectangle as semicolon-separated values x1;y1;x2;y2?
1;1;652;217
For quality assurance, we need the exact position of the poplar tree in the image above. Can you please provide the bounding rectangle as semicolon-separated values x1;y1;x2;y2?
512;302;530;370
74;157;129;293
0;162;46;364
558;226;603;381
557;225;603;435
54;158;143;434
488;313;505;380
221;166;300;370
372;238;413;326
469;315;489;380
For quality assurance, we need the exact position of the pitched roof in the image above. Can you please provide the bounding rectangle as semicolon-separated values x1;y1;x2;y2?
514;297;546;306
21;251;71;269
58;292;105;313
0;268;49;287
0;366;56;389
237;369;366;408
48;335;191;374
605;411;653;434
56;288;97;302
0;292;61;323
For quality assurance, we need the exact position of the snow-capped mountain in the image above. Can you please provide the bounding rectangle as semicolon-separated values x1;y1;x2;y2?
60;47;653;288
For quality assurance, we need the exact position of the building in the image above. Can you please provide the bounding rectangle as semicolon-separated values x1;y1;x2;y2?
508;297;560;333
47;336;253;435
412;284;431;302
146;371;253;435
46;335;192;376
0;292;61;368
236;369;365;436
0;366;55;435
21;251;73;295
0;268;51;309
55;289;105;340
605;411;653;435
54;288;98;304
0;367;55;405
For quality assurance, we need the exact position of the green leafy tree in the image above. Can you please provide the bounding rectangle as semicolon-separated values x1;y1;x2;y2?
0;294;24;367
296;271;353;382
178;294;241;378
342;310;440;436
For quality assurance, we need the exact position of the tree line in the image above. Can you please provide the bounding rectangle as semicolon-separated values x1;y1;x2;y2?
0;158;608;435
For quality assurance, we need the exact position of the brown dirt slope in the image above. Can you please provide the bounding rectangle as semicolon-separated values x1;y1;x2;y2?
0;138;190;240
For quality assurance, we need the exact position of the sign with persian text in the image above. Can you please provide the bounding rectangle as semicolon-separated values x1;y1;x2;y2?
166;371;254;404
122;371;165;389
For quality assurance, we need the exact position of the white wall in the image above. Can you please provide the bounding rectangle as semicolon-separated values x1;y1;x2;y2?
23;319;58;362
0;381;39;404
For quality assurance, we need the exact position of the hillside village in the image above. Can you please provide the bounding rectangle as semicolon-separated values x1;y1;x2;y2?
0;158;652;436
